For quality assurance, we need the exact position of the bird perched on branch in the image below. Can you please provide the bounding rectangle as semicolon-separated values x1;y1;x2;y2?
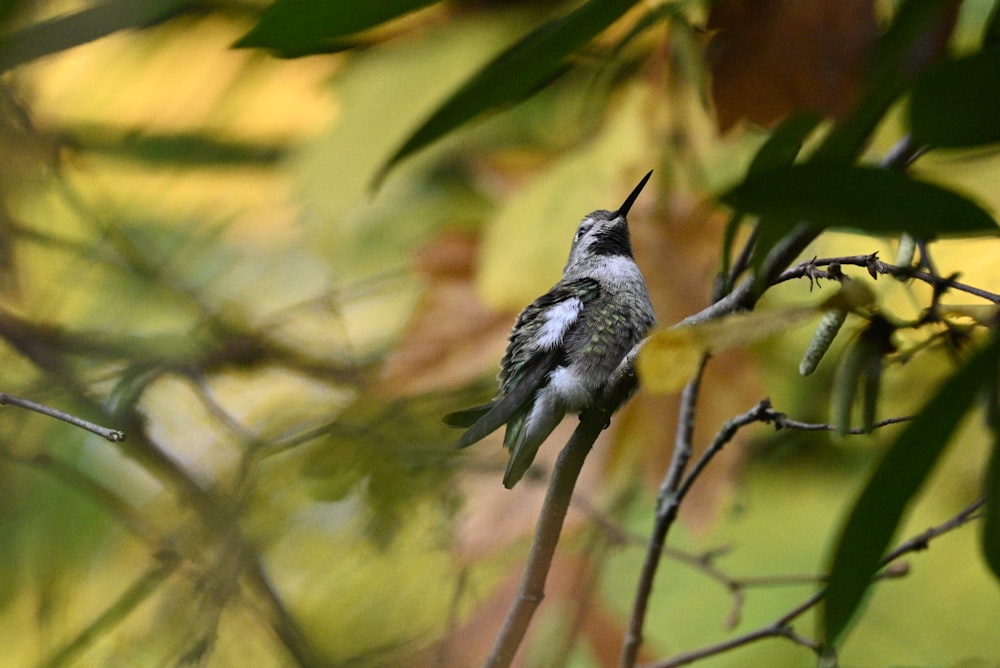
445;171;657;488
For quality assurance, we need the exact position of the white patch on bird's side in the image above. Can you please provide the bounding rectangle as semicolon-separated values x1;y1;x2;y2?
548;365;590;409
536;297;582;349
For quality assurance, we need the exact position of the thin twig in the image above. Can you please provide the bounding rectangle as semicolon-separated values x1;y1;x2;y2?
767;412;913;433
39;556;181;668
775;253;1000;304
642;497;986;667
619;357;709;668
675;399;774;504
0;392;125;441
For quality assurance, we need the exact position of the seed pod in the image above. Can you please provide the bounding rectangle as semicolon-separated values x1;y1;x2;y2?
800;309;848;376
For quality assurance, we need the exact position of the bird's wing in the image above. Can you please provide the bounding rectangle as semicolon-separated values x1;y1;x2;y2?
499;278;602;388
452;347;561;449
451;278;602;450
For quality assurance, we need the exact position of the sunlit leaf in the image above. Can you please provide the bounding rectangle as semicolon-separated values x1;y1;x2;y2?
642;282;875;394
640;305;822;394
637;327;704;394
0;0;193;72
235;0;442;56
910;50;1000;149
824;333;1000;645
376;0;641;185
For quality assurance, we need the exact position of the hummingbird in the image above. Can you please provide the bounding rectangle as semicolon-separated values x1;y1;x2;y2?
445;170;657;488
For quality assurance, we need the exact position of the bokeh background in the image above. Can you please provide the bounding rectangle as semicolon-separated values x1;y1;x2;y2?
0;1;999;666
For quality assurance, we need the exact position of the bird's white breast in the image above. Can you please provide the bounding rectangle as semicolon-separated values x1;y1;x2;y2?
567;255;645;286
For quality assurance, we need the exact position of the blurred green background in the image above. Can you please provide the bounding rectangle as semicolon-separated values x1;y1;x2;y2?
0;1;998;666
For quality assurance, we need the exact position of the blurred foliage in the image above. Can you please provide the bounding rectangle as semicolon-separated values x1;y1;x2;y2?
0;1;997;667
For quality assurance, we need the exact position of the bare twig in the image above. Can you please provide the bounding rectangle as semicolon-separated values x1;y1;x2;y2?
766;411;913;433
39;555;181;668
0;392;124;441
776;253;1000;304
619;356;709;667
642;497;985;667
675;399;774;504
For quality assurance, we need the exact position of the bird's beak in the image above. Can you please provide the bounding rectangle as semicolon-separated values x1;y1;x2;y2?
616;170;653;218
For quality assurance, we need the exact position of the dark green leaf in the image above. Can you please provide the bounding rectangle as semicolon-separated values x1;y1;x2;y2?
747;114;822;177
234;0;442;56
721;164;997;240
983;358;1000;581
984;431;1000;582
718;114;822;287
831;333;865;436
984;0;1000;48
375;0;640;186
74;124;288;167
814;0;956;164
830;317;893;435
0;0;193;72
910;50;1000;149
823;333;1000;645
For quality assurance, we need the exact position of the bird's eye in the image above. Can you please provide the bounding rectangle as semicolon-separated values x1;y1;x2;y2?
574;224;592;241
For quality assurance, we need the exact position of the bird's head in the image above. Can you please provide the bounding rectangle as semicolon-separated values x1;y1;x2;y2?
564;170;652;276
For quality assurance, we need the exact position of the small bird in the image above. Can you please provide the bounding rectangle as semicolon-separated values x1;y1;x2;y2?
445;171;657;488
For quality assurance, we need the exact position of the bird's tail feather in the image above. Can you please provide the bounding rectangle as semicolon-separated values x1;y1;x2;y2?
442;404;492;428
502;393;564;488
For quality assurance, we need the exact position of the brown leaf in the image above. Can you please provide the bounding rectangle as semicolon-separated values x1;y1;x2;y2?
377;230;512;396
707;0;876;131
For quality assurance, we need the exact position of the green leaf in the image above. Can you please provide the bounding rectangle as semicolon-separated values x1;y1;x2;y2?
375;0;641;186
721;164;997;242
984;430;1000;582
747;114;823;178
0;0;193;72
234;0;442;56
823;333;1000;645
718;114;822;289
813;0;956;164
910;50;1000;149
984;0;1000;48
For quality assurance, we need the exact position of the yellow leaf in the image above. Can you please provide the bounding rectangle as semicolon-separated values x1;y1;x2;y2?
637;327;705;394
638;281;877;394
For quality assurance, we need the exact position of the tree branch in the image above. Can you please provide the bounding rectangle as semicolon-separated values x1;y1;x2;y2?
483;408;606;667
776;253;1000;304
0;391;125;442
